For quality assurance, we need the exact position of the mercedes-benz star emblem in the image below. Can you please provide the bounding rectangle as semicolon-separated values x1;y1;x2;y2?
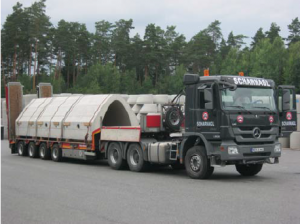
253;127;261;139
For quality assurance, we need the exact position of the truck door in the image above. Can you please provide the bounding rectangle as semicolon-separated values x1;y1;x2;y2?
277;85;297;137
195;83;220;140
184;84;196;132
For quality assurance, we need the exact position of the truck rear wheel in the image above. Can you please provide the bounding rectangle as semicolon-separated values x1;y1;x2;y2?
39;143;51;160
107;142;126;170
28;142;39;158
127;143;147;172
51;144;62;162
185;146;214;179
17;141;27;156
235;164;263;176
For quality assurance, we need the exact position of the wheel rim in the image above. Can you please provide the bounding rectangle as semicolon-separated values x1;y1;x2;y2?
190;154;201;172
169;111;180;126
18;144;23;155
129;148;140;166
110;148;119;164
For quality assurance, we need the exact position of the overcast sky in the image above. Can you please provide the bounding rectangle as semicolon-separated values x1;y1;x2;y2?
1;0;300;45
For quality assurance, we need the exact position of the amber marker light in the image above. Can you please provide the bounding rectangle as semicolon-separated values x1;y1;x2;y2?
204;69;209;76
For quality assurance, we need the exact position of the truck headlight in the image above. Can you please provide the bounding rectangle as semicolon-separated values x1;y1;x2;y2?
274;144;281;153
228;146;239;155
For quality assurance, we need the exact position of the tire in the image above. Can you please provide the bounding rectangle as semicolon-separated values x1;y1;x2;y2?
39;143;51;160
127;143;148;172
184;146;214;179
235;164;263;176
17;141;27;156
107;142;126;170
28;142;39;158
51;143;62;162
164;107;183;131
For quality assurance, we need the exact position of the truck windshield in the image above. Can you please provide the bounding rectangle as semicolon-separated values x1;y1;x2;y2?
221;87;276;111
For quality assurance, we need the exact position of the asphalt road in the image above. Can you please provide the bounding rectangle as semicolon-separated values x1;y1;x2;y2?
2;140;300;224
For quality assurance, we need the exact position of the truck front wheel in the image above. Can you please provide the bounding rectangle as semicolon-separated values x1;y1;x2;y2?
235;164;263;176
107;142;126;170
127;143;147;172
185;146;214;179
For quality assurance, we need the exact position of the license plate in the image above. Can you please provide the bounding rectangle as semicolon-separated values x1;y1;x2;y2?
251;147;264;152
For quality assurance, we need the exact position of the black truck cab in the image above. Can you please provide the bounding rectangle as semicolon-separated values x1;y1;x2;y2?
181;73;297;178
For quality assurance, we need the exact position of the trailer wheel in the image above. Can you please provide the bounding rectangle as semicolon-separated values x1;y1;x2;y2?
185;146;214;179
127;143;147;172
28;142;38;158
51;144;62;162
39;143;51;160
17;141;27;156
235;164;263;176
107;142;126;170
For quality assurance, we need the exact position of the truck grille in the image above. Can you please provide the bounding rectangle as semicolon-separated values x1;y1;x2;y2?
233;126;278;143
238;126;272;131
241;134;271;139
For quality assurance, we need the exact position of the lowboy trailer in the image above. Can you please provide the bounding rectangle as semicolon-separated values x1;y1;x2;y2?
7;72;298;179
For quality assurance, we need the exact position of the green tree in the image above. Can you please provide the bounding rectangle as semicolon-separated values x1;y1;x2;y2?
93;20;114;64
220;47;240;74
227;31;248;49
251;28;265;49
1;2;26;80
205;20;223;47
287;17;300;45
143;24;167;85
129;34;144;84
250;37;286;84
72;64;121;94
265;22;281;43
111;19;134;71
284;42;300;93
26;0;52;89
164;26;186;73
185;30;215;73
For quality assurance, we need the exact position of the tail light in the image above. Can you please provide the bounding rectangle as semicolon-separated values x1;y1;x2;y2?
146;114;161;128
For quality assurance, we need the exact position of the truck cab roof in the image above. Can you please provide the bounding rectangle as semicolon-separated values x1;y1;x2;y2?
184;73;275;88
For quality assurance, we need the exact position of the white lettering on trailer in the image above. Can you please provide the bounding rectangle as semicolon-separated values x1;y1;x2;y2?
233;77;271;87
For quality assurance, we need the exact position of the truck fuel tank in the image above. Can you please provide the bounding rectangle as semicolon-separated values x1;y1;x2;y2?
148;142;177;164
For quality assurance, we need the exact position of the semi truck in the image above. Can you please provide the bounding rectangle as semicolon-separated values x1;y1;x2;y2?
6;73;298;179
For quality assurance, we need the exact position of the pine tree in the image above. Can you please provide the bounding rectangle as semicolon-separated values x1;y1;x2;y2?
251;28;265;49
287;17;300;45
265;22;281;43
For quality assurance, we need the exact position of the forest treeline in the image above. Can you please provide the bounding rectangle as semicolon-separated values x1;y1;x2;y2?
1;0;300;96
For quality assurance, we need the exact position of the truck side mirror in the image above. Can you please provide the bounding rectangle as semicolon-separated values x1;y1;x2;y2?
282;89;291;111
204;88;214;109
